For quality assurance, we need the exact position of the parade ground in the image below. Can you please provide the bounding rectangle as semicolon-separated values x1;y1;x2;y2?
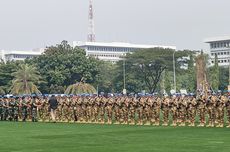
0;122;230;152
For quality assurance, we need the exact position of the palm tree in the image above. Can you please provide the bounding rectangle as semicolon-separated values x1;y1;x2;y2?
0;86;5;95
10;64;42;95
65;80;96;95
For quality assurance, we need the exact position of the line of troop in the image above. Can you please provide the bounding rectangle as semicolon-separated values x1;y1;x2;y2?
0;93;230;128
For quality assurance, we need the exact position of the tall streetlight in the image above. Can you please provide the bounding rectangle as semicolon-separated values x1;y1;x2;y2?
173;51;176;92
228;46;230;92
123;59;126;95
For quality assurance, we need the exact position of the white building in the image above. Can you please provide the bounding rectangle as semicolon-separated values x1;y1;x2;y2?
0;48;44;63
0;41;176;63
73;41;176;62
205;36;230;66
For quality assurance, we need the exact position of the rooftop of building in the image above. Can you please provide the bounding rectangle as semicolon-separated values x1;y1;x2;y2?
73;41;176;50
204;36;230;43
0;48;45;55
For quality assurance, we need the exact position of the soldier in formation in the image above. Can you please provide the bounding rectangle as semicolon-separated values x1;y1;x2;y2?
0;93;230;128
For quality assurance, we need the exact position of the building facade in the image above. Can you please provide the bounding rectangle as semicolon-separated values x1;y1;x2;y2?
205;36;230;66
0;48;44;63
73;41;176;63
0;41;177;63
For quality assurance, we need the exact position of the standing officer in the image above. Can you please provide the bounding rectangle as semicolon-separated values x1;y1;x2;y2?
187;95;197;127
113;96;120;124
161;96;169;126
8;97;15;121
216;95;226;127
31;96;39;122
48;95;58;123
226;96;230;128
137;96;144;125
21;96;28;122
197;95;206;127
206;95;215;127
0;97;3;121
170;95;178;127
129;97;136;125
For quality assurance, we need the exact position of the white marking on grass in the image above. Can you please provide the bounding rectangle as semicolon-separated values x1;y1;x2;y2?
208;141;224;144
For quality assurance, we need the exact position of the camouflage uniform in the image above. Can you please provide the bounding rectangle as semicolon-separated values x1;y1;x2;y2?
161;97;169;126
143;97;152;125
0;99;3;120
177;97;187;126
14;98;19;121
92;97;100;123
152;97;161;126
118;98;125;124
8;99;15;121
21;98;28;122
18;98;22;120
31;98;38;122
128;98;136;125
206;96;215;127
36;98;43;121
105;97;113;124
84;97;90;123
197;96;206;127
71;97;77;122
44;98;50;122
113;97;120;124
98;97;105;123
187;97;197;126
39;98;46;122
26;98;32;121
226;98;230;128
61;98;70;122
67;98;74;122
137;97;144;125
88;97;94;122
86;97;92;123
122;97;129;124
2;99;8;121
215;96;226;127
80;97;86;122
169;97;178;126
76;97;83;122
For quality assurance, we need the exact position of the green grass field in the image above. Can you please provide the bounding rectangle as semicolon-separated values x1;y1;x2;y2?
0;122;230;152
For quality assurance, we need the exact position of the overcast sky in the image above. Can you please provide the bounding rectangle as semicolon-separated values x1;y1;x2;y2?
0;0;230;51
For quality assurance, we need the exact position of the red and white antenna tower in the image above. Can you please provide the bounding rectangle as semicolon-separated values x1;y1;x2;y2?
87;0;95;42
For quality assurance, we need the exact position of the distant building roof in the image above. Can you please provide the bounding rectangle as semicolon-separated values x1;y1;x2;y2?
204;36;230;43
73;41;176;50
4;51;42;55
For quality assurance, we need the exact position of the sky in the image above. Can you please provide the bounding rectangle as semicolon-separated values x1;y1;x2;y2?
0;0;230;51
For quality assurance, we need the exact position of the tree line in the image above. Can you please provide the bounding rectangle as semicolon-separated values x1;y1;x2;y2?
0;41;228;95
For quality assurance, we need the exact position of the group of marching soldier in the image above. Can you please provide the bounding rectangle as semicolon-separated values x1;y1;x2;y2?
1;93;230;128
